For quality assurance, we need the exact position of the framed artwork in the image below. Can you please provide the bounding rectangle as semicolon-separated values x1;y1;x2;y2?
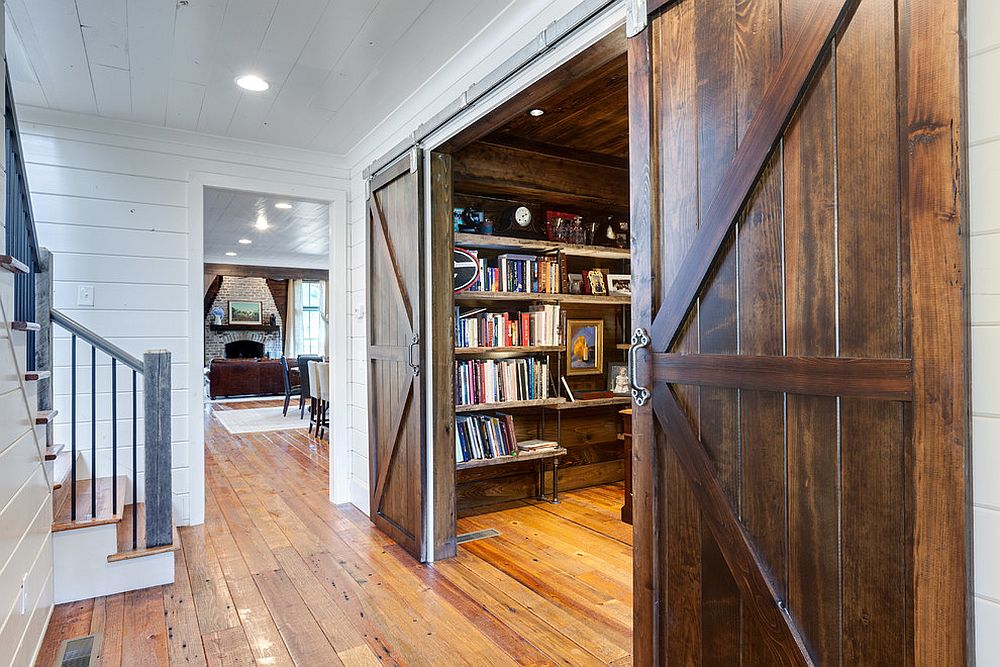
565;319;604;376
608;362;630;394
228;300;263;325
608;273;632;295
568;272;584;294
587;269;607;295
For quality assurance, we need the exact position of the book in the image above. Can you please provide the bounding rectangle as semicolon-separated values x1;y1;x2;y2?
455;356;551;406
517;439;559;453
455;413;520;463
455;305;561;348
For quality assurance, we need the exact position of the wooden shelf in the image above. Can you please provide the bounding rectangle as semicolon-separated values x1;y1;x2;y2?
456;446;567;471
455;398;566;413
455;232;630;259
547;396;632;411
455;291;629;306
455;345;562;357
209;324;280;333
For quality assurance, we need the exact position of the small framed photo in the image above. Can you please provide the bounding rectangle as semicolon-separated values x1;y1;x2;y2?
566;319;604;376
608;274;632;295
568;273;584;295
587;269;607;295
228;300;263;325
607;362;630;394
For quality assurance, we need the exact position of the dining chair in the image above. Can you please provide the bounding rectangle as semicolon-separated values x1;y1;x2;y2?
315;361;330;439
296;355;322;419
307;361;322;435
278;357;301;417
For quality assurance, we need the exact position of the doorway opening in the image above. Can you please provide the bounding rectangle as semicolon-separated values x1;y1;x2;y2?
200;186;334;494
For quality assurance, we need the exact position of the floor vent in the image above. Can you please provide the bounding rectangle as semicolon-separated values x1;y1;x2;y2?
456;528;500;544
55;634;99;667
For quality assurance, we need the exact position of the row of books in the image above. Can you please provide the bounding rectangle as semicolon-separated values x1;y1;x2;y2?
455;357;551;406
455;413;560;464
466;250;562;293
455;304;561;348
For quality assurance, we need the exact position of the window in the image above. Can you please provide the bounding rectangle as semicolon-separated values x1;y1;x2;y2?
300;281;323;355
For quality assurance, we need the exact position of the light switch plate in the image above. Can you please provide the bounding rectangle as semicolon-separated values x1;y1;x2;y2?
77;285;95;307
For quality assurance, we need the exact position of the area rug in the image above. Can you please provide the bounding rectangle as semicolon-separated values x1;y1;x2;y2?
213;406;307;434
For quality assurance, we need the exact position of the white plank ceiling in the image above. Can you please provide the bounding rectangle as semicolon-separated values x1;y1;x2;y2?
203;187;329;267
5;0;521;154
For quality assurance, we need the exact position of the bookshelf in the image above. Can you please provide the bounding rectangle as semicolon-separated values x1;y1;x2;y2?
455;446;567;471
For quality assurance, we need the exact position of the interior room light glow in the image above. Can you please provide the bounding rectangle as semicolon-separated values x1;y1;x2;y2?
236;74;269;92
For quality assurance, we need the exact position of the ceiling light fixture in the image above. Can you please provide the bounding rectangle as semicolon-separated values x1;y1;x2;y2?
238;238;252;245
235;74;269;92
225;251;237;257
255;216;269;230
274;202;292;210
528;108;545;117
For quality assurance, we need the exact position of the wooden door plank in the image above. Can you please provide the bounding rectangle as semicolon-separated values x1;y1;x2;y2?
369;195;414;331
651;353;913;400
898;0;971;662
782;6;842;658
652;388;814;667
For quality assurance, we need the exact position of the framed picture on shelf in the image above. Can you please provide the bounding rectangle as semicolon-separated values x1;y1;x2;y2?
228;300;262;325
587;269;607;295
568;273;584;294
565;319;604;376
608;362;630;394
608;274;632;295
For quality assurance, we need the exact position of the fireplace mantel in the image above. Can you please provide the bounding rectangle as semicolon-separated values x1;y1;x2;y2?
209;324;280;333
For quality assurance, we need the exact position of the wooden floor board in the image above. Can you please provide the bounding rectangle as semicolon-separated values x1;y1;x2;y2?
36;399;632;666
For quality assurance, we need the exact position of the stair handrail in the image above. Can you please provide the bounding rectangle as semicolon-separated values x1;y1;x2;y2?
50;308;144;372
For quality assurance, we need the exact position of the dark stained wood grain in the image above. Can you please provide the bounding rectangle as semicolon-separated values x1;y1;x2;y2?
652;353;913;400
898;0;971;662
650;0;859;352
203;275;222;318
782;6;841;657
652;389;814;667
626;22;657;667
202;263;328;281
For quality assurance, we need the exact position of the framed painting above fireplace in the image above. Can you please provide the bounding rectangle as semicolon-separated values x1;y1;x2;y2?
229;300;263;325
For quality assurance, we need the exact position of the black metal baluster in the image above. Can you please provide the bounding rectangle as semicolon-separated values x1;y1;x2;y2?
112;358;117;512
91;345;97;519
132;370;138;550
71;334;77;521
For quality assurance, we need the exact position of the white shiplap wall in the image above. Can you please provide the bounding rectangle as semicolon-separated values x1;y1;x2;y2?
0;1;55;659
342;0;596;513
18;106;348;526
969;0;1000;661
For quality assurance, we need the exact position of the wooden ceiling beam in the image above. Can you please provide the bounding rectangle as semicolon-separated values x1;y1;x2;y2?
203;263;328;281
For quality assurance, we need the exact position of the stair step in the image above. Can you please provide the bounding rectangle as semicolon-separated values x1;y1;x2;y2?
35;409;57;425
25;370;50;381
108;503;179;562
51;450;73;491
11;321;40;332
44;443;65;461
0;255;29;274
52;475;128;533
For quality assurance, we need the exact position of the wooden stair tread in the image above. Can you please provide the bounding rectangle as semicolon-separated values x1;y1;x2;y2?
52;475;128;532
25;370;51;381
0;255;29;274
108;503;179;562
35;409;57;424
44;443;65;461
12;321;40;332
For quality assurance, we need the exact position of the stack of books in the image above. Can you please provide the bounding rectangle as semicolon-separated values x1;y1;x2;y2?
455;305;561;348
465;249;561;293
455;357;551;406
455;413;517;463
516;439;559;454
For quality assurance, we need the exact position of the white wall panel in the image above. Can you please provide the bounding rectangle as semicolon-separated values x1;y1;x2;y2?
970;0;1000;660
21;107;349;528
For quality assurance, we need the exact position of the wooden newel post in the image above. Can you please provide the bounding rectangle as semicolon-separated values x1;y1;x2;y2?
144;350;172;548
35;247;53;446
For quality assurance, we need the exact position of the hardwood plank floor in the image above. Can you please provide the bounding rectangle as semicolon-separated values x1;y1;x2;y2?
36;399;633;666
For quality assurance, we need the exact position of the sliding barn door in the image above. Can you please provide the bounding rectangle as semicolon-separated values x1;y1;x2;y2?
367;149;426;559
627;0;969;664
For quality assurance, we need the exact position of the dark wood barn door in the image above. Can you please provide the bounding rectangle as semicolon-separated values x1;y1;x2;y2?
627;0;969;664
367;149;426;559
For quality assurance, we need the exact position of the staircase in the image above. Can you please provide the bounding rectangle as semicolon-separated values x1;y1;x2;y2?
4;80;177;605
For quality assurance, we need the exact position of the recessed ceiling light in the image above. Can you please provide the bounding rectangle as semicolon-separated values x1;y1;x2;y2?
235;74;269;92
528;108;545;117
255;215;269;230
225;251;237;257
274;202;292;210
238;238;252;245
